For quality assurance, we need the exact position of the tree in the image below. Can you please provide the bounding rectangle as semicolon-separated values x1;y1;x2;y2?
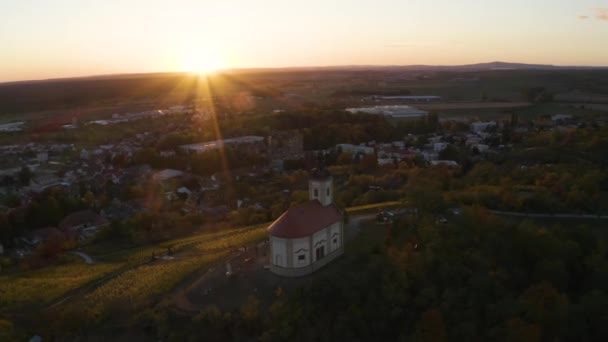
358;154;378;172
82;191;95;208
417;309;447;342
438;144;460;161
0;211;18;246
336;152;353;165
17;166;32;187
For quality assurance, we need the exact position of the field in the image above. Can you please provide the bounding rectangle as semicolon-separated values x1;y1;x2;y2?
3;69;608;126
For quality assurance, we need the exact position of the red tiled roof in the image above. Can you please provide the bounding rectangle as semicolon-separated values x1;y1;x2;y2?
268;200;342;239
59;209;109;232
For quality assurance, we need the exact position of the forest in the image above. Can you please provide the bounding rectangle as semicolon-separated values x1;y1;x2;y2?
70;206;606;342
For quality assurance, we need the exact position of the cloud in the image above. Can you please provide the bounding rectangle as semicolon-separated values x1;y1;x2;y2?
596;8;608;21
579;8;608;21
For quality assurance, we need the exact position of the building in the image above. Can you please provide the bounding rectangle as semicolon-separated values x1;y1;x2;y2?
433;143;448;152
268;131;304;160
366;95;442;102
0;121;25;132
59;210;110;242
37;152;49;163
430;160;459;167
470;121;497;133
267;168;344;277
551;114;573;122
20;227;64;247
152;169;184;182
180;136;265;154
336;143;374;155
346;105;428;119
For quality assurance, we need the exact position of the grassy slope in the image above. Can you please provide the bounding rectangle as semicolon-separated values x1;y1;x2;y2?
0;201;400;315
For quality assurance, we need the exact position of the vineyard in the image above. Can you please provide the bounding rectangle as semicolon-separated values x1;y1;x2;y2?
0;262;120;311
91;224;266;264
1;206;378;324
71;252;228;320
0;222;271;326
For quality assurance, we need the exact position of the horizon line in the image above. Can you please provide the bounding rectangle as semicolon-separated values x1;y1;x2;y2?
3;60;608;85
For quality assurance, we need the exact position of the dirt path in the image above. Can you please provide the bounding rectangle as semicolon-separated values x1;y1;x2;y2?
70;251;94;264
167;212;384;314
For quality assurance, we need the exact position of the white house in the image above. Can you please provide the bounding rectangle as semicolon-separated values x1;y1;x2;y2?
37;152;49;163
433;143;448;152
551;114;573;122
431;160;459;167
470;121;497;133
267;168;344;277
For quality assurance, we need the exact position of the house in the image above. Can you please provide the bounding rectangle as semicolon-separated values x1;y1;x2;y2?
159;150;176;157
433;143;448;152
59;210;110;241
470;121;497;133
267;168;344;277
472;144;490;153
20;227;64;247
101;200;136;221
430;160;459;167
180;136;265;154
37;152;49;164
152;169;184;182
551;114;573;122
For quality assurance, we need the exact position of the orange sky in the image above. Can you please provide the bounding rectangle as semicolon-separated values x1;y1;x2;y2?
1;0;608;82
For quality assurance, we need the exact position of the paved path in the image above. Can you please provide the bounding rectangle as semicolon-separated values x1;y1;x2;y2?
488;210;608;220
71;251;94;264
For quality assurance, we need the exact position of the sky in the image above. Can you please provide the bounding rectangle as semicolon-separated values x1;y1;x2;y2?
1;0;608;82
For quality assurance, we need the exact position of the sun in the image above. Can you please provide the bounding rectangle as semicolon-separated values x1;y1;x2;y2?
181;51;224;75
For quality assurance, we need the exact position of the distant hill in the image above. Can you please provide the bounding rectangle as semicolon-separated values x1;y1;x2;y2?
3;61;606;86
230;61;607;73
1;62;608;115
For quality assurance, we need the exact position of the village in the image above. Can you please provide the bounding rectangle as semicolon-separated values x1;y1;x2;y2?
0;99;599;263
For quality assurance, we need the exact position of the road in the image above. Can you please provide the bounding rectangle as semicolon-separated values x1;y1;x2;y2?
488;210;608;219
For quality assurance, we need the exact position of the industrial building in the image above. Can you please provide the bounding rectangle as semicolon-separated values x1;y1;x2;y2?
346;105;428;119
180;136;265;154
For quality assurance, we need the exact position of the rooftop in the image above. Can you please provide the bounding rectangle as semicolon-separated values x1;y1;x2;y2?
181;136;265;153
268;200;342;239
346;105;428;118
59;210;109;231
310;167;332;181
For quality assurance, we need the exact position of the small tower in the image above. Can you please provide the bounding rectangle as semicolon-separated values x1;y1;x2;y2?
309;153;333;206
309;168;333;206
